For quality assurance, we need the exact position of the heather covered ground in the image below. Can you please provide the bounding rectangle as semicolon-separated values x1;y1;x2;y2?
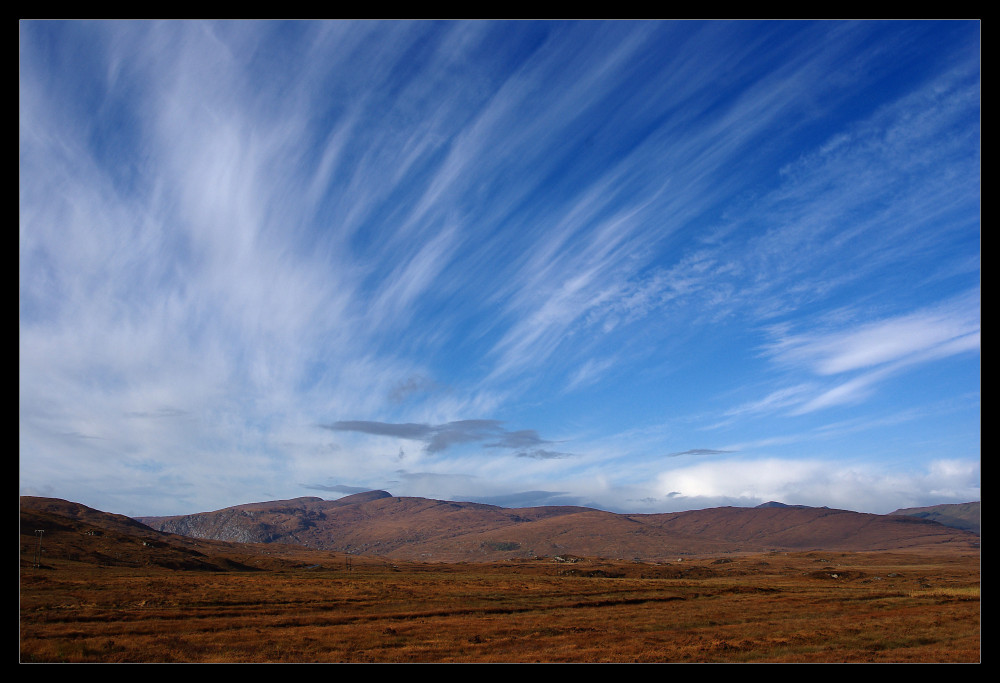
20;550;979;663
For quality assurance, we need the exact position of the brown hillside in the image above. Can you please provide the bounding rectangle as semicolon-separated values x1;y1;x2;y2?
22;497;157;536
408;509;735;562
625;506;975;553
19;497;373;572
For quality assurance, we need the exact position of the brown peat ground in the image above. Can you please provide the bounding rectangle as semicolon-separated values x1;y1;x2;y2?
20;548;979;663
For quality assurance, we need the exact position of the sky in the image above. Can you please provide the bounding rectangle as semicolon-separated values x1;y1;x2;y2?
20;20;980;518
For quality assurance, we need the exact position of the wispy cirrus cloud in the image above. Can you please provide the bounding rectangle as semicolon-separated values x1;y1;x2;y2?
766;292;980;376
589;48;979;338
761;291;980;414
721;385;817;421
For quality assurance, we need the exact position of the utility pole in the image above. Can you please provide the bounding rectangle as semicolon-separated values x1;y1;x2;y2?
33;530;44;568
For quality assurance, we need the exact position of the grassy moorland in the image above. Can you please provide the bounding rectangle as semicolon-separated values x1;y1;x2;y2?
20;550;979;663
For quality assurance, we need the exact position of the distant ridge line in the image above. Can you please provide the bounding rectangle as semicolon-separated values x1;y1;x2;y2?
130;492;980;562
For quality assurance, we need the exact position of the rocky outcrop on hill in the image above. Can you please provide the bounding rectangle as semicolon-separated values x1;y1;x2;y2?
147;507;284;544
140;496;333;544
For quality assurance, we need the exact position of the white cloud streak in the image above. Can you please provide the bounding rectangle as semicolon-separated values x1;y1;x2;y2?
758;291;980;414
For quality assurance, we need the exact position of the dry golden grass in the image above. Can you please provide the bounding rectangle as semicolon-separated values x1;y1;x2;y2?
19;550;979;663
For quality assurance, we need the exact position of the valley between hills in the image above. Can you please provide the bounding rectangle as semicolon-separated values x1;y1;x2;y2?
19;494;980;663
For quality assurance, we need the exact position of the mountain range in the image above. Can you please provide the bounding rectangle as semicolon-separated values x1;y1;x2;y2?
129;491;979;562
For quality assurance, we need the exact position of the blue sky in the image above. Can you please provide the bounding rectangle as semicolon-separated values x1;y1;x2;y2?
20;20;980;517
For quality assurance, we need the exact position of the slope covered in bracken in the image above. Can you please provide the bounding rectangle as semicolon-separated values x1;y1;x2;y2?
624;506;974;553
20;497;370;572
20;497;254;571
